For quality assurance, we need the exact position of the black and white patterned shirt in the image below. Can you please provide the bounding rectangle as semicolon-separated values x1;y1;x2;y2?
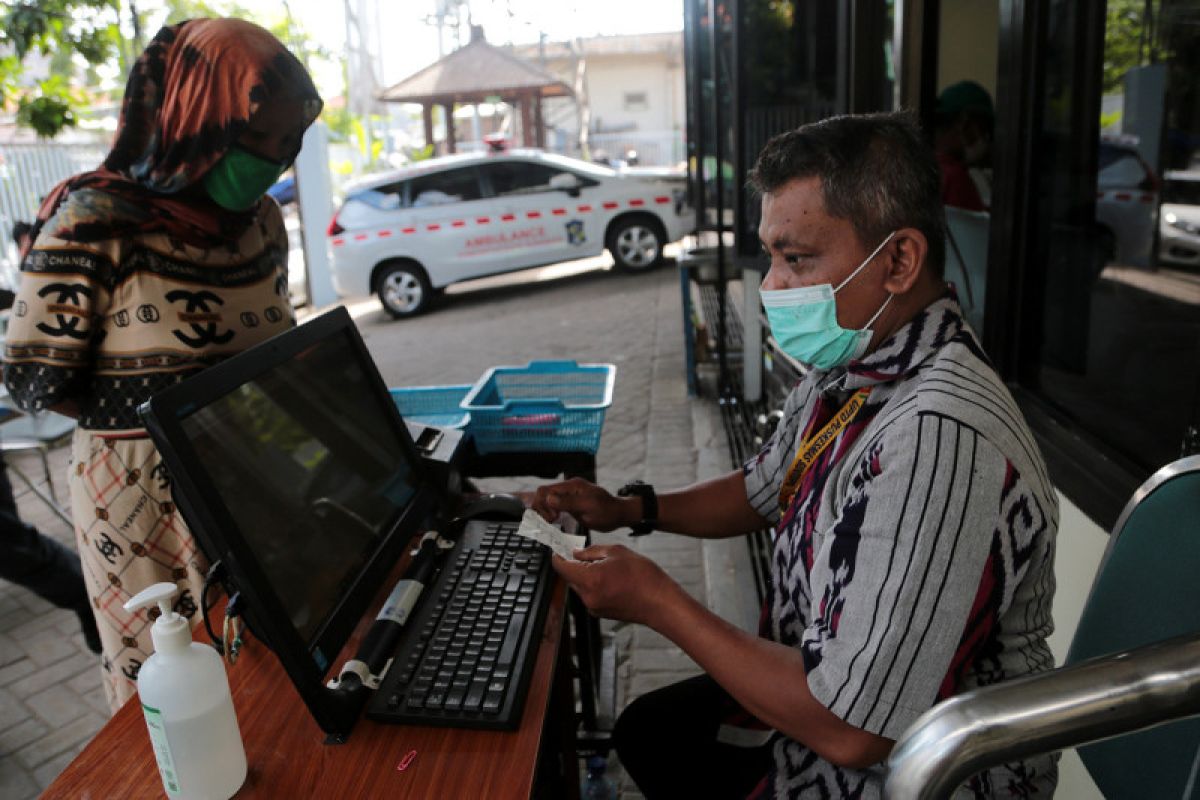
744;294;1059;798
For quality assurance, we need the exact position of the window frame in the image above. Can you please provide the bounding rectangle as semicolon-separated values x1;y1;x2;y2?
984;0;1170;531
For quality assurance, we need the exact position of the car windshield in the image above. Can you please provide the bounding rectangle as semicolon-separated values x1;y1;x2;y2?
1163;178;1200;205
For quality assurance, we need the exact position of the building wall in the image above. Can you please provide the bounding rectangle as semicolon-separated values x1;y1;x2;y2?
937;0;999;97
585;53;684;134
537;51;684;138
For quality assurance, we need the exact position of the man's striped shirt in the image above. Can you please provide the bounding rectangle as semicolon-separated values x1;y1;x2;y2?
744;295;1059;798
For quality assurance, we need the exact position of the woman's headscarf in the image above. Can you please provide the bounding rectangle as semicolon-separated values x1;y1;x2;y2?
22;18;323;256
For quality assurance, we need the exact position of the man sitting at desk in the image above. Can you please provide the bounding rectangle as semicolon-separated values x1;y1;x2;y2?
533;112;1058;799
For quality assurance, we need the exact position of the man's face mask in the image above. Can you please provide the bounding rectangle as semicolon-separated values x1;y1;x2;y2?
760;231;896;371
203;145;287;212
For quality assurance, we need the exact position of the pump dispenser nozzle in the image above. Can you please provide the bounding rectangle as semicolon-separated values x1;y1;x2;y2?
124;582;190;654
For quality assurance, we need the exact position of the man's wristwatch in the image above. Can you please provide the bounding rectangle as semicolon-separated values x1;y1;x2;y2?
617;480;658;536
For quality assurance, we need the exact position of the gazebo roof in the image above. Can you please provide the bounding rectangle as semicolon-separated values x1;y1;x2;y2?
379;37;572;105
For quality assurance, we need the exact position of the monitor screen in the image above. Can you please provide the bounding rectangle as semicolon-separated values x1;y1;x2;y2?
142;307;440;736
176;331;419;643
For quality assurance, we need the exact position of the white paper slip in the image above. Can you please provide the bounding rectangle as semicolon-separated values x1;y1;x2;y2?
516;510;587;562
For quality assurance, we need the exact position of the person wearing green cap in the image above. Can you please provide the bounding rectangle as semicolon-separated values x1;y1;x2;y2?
934;80;994;211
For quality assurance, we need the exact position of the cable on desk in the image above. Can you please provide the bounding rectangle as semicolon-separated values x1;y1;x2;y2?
224;592;245;665
201;561;228;655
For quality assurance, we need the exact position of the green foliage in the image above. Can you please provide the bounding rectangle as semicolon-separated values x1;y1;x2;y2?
1;1;120;65
17;95;76;138
1;0;120;137
322;105;356;143
2;0;335;140
409;144;435;163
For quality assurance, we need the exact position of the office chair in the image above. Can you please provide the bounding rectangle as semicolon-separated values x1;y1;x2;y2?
1063;454;1200;797
884;454;1200;799
0;408;75;526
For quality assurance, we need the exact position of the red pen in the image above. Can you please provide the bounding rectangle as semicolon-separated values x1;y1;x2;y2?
397;749;417;772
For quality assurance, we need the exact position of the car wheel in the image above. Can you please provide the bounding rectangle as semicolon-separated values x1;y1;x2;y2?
376;261;432;318
607;216;665;272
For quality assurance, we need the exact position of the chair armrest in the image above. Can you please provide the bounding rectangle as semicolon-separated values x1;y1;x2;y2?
883;631;1200;799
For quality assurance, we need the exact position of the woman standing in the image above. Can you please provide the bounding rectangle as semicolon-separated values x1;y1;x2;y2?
4;18;322;710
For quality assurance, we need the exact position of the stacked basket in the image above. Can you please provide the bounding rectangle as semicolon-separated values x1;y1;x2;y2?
390;360;616;454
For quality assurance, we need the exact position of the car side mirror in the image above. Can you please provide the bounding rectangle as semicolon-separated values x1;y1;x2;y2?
549;173;582;197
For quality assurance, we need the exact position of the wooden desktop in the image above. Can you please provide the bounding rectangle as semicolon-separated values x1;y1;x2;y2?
42;570;576;799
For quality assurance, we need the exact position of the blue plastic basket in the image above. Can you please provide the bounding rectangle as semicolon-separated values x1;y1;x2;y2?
461;360;616;454
389;384;472;430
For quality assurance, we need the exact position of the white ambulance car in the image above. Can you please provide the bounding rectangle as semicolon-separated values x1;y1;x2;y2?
327;150;692;317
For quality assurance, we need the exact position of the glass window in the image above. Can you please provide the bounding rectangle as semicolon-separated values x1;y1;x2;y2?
348;182;405;210
736;1;847;258
1024;0;1200;477
935;1;999;336
409;167;483;207
478;161;562;197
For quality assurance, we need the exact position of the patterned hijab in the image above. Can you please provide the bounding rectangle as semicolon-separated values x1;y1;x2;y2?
23;18;323;255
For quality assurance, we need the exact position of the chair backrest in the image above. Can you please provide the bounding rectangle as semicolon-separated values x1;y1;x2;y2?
1065;454;1200;798
0;410;75;450
944;207;990;335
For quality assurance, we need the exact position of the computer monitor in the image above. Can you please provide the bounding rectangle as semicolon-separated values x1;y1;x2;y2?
140;306;441;737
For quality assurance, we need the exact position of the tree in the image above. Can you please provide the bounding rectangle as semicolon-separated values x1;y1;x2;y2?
1;0;122;137
2;0;340;139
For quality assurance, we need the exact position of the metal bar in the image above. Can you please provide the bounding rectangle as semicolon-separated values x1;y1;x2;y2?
884;632;1200;800
4;459;72;527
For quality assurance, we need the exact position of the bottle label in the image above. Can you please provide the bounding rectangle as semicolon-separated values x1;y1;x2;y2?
142;703;182;796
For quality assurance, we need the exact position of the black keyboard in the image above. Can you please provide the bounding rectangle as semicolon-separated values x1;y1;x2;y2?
366;519;553;729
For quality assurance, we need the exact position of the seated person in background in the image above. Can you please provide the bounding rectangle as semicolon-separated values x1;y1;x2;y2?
934;80;994;211
535;111;1059;799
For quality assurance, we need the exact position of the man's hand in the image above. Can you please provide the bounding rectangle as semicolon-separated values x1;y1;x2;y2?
531;477;636;532
551;544;680;626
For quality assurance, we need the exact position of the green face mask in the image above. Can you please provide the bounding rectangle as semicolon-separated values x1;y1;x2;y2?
203;145;287;211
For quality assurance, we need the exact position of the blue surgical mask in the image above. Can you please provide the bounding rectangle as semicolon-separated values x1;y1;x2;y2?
760;231;896;371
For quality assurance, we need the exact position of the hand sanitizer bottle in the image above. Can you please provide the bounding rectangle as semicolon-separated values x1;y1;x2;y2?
124;582;247;799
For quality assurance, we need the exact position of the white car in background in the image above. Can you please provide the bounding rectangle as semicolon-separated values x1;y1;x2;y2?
1158;170;1200;269
327;150;692;317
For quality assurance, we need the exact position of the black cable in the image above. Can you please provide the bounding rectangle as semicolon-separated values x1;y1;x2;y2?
201;561;226;654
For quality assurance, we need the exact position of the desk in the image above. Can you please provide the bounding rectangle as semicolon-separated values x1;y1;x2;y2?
42;568;576;799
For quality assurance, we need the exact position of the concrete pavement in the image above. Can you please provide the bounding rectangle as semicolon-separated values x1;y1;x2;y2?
0;254;751;798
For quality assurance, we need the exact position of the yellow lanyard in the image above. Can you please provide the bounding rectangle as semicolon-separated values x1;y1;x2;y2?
777;388;871;513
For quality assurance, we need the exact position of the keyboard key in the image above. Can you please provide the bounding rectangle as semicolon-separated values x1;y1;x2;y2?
425;691;445;709
444;687;465;711
483;691;503;713
498;613;526;665
465;679;488;711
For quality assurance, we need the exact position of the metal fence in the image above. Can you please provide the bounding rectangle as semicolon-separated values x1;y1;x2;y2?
586;130;683;167
0;142;107;286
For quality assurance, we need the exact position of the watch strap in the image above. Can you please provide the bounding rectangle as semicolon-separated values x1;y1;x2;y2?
617;480;657;536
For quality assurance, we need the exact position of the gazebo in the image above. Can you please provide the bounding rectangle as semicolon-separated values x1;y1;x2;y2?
378;28;572;153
